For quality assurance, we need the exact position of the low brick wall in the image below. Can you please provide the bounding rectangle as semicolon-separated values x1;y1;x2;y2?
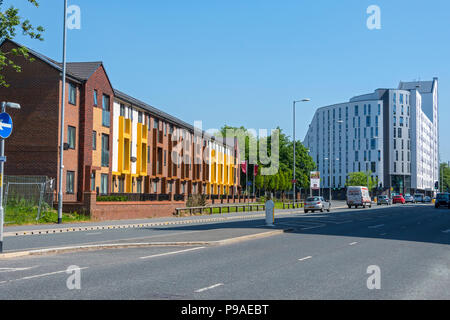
62;192;258;221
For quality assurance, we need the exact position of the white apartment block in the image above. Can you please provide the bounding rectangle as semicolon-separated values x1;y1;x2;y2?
304;78;439;195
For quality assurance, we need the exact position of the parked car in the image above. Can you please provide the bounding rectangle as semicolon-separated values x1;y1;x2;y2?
435;193;450;208
304;196;331;213
424;196;432;203
347;186;372;208
392;195;406;204
414;194;424;203
377;195;391;205
404;194;415;203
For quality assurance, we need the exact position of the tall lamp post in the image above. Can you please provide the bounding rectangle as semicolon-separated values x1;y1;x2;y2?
57;0;68;224
293;99;310;205
0;101;21;253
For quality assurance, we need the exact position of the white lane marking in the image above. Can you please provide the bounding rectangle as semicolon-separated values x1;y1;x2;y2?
442;229;450;233
195;283;224;293
86;232;102;235
298;256;312;261
0;267;88;284
380;233;387;236
140;246;205;259
368;224;385;229
349;242;358;246
0;266;37;273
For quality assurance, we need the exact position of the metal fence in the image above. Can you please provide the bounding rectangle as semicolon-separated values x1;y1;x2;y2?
3;176;55;221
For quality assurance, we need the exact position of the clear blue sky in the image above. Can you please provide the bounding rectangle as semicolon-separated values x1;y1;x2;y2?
6;0;450;161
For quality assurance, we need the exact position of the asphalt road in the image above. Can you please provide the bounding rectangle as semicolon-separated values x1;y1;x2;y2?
0;203;449;299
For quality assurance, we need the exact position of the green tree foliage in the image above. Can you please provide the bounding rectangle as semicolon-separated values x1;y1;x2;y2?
439;162;450;192
346;171;377;191
219;125;315;197
0;0;44;87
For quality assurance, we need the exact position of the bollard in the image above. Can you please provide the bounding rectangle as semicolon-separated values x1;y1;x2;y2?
265;193;275;226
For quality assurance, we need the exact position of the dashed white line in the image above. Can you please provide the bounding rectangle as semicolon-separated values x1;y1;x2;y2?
298;256;313;261
349;242;358;246
195;283;224;293
0;267;89;284
368;224;385;229
139;246;205;259
442;229;450;233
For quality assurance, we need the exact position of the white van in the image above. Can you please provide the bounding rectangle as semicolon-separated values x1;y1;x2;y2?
347;186;372;208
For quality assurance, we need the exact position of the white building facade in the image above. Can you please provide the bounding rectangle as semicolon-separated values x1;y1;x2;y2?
304;78;439;195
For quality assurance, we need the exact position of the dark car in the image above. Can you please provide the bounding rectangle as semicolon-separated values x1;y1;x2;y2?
435;193;450;208
392;195;406;204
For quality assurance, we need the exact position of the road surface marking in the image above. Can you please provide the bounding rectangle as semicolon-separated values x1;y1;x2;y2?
195;283;224;293
298;256;312;261
86;232;102;235
140;246;205;259
0;267;89;285
380;233;387;236
0;266;37;273
442;229;450;233
349;242;358;246
368;224;385;229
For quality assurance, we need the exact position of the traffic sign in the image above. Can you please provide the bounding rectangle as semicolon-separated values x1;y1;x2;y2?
291;179;297;184
0;113;13;139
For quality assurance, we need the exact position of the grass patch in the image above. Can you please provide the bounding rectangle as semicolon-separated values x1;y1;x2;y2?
4;198;90;226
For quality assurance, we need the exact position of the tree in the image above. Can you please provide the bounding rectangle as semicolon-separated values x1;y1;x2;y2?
346;171;377;191
439;162;450;192
0;0;44;87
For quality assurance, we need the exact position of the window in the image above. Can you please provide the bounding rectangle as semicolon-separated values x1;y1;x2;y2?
354;105;359;116
366;116;371;126
400;94;404;104
66;171;75;194
398;128;402;138
396;151;399;161
378;104;381;115
100;174;108;195
147;146;150;163
67;126;76;149
153;181;158;193
68;83;76;105
93;90;98;106
400;117;404;127
164;123;167;136
102;95;110;127
137;179;142;193
92;131;97;150
90;172;95;191
118;178;124;193
164;150;166;166
120;104;125;117
138;111;143;123
378;150;381;161
154;119;159;129
371;162;376;172
101;134;109;167
393;116;396;126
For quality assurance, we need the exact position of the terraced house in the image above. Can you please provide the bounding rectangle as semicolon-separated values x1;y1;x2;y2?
0;39;241;216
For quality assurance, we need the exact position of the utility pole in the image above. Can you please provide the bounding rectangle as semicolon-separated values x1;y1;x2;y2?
57;0;68;224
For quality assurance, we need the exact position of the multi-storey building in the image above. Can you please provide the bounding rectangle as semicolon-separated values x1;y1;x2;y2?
304;79;439;196
0;39;240;207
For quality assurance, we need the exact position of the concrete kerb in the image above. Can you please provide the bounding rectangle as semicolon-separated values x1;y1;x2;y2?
0;228;292;259
4;204;349;238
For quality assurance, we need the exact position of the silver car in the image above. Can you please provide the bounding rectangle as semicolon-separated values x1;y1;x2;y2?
304;196;331;213
377;195;391;205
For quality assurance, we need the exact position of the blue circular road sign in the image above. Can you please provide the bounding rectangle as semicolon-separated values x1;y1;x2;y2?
0;112;13;139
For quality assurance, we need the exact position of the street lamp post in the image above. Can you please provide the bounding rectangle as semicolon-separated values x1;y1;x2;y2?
57;0;68;224
293;99;310;205
0;101;21;253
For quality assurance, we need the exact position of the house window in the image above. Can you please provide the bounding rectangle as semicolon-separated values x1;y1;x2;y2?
137;179;142;193
153;181;158;193
101;134;110;167
66;171;75;194
68;83;76;105
93;90;98;106
102;95;110;127
90;172;95;191
164;150;166;166
120;104;125;117
67;126;76;149
138;111;143;123
93;131;97;150
100;174;108;195
147;146;150;163
118;178;124;193
154;119;159;129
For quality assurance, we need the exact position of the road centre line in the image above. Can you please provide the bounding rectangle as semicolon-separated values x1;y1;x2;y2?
140;246;205;259
195;283;224;293
368;224;385;229
0;267;89;285
349;242;358;245
298;256;313;261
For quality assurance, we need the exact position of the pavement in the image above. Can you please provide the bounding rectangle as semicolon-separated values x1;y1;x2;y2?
0;203;448;299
